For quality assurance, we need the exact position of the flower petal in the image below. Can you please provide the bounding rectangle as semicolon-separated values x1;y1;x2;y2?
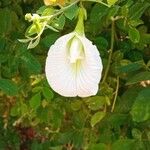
45;33;103;97
45;33;78;97
76;35;103;97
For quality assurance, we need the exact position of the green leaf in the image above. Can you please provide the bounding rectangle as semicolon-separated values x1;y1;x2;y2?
64;4;78;20
40;7;55;16
27;37;40;49
58;130;74;145
94;37;108;50
0;9;12;34
41;32;60;48
90;4;109;24
25;24;38;37
107;0;118;6
71;100;82;111
0;54;8;64
128;27;140;43
20;51;41;74
18;38;31;43
116;87;142;113
72;111;85;129
131;88;150;122
31;141;43;150
88;143;107;150
10;104;20;117
32;86;43;93
107;5;119;19
112;139;136;150
91;112;106;127
105;114;129;127
42;87;54;100
72;130;83;148
132;128;142;140
129;19;144;27
20;103;28;115
140;33;150;44
37;107;49;123
36;6;50;15
86;96;107;111
126;71;150;85
0;38;6;52
52;15;65;30
121;5;129;18
118;61;144;73
129;2;150;20
29;93;41;109
0;79;18;96
112;51;124;62
58;15;66;29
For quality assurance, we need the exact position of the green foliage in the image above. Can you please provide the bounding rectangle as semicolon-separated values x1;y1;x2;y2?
131;87;150;122
91;111;106;127
0;0;150;149
112;139;136;150
0;79;18;96
128;27;140;43
64;4;78;20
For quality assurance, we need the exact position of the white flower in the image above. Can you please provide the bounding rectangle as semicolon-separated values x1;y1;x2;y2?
45;32;103;97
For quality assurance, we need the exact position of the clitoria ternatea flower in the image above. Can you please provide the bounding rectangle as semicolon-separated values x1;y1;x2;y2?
45;8;103;97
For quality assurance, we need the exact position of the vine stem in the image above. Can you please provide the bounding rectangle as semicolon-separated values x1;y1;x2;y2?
25;0;109;43
111;76;119;112
40;0;80;20
102;18;115;83
40;0;109;20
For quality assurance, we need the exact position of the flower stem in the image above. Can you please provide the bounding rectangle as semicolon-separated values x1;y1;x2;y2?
102;18;115;83
74;6;85;35
111;76;119;112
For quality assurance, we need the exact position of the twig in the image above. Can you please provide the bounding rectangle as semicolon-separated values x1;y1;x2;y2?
39;0;80;20
102;17;115;83
111;76;119;112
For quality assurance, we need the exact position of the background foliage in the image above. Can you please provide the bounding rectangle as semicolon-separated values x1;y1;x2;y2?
0;0;150;149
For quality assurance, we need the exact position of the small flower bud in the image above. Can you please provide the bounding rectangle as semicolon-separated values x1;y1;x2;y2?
25;13;32;22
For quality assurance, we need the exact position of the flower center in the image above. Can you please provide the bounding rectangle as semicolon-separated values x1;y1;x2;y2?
68;36;85;64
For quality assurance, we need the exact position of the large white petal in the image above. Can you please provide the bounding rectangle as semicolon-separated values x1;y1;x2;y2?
45;33;103;97
45;33;78;97
76;35;103;97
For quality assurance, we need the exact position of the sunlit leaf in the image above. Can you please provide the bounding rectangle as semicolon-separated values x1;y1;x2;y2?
18;38;31;43
27;37;40;49
107;0;118;6
86;96;107;111
29;93;41;109
91;112;106;127
128;27;140;43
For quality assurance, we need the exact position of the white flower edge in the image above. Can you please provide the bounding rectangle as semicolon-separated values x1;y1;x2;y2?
45;32;103;97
